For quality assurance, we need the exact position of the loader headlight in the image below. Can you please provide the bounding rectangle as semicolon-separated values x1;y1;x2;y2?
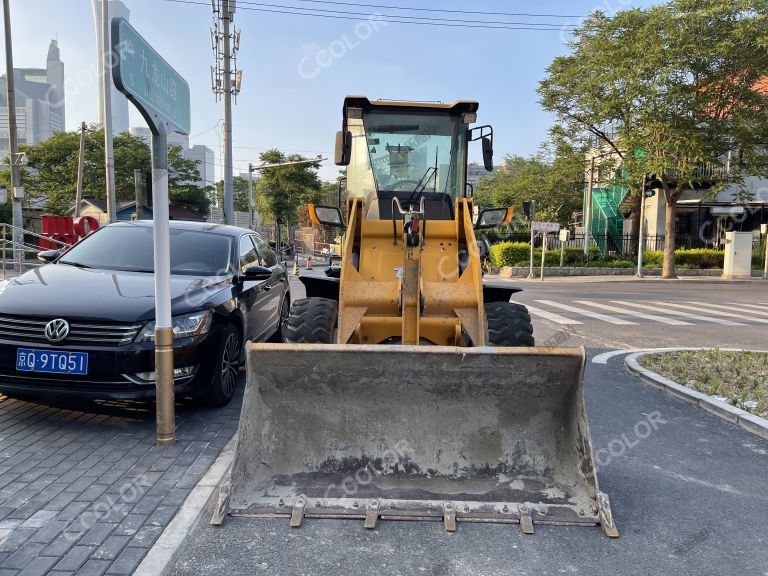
137;310;213;342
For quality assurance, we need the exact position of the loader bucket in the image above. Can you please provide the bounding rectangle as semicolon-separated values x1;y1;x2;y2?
219;343;618;536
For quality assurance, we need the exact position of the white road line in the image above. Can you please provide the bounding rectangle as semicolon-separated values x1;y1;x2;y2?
724;302;768;314
655;301;768;324
535;300;636;325
610;301;746;326
574;301;692;325
525;304;583;325
687;301;768;317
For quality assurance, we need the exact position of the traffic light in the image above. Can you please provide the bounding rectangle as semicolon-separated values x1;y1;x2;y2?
522;200;535;219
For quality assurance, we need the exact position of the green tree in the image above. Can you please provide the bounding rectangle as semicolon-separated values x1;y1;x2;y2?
214;176;251;213
20;127;210;217
253;149;323;227
474;139;585;225
538;0;768;277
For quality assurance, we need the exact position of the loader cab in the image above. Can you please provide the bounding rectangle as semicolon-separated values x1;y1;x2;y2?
336;97;487;222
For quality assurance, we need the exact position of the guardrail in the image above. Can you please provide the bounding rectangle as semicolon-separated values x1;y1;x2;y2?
1;223;72;280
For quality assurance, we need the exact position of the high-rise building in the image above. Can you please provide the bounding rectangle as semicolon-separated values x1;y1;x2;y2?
92;0;130;135
0;40;65;159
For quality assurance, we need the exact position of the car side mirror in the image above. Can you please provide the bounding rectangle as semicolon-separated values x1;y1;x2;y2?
309;204;346;229
242;265;272;280
475;207;512;230
482;137;494;172
37;249;60;264
335;130;352;166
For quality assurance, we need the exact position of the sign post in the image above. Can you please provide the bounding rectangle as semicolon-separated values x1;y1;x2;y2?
112;17;190;447
531;222;561;282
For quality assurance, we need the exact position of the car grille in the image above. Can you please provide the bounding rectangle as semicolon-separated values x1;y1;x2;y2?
0;315;142;347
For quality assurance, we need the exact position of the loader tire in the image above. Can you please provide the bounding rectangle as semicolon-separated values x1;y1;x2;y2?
486;302;535;347
284;297;338;344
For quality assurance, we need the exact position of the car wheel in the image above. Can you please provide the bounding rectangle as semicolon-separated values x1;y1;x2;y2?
268;296;290;343
202;324;241;407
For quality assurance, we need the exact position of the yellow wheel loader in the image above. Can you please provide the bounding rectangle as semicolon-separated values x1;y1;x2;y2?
213;97;619;537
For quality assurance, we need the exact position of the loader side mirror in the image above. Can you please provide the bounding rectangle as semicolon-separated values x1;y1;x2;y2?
335;131;352;166
482;137;494;172
309;203;346;229
475;207;512;230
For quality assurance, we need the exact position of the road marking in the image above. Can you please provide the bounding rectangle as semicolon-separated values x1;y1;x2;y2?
723;302;768;314
574;301;692;325
525;304;583;325
611;301;745;326
535;300;636;325
656;301;768;324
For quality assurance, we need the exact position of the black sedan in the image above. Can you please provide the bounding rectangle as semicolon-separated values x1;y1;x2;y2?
0;221;289;406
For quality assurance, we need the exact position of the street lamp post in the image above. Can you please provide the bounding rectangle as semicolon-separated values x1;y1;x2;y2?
635;174;647;278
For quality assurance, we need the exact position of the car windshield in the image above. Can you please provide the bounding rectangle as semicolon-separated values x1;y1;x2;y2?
59;225;234;276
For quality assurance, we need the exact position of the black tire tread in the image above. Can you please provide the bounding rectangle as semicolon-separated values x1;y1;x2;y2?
486;301;535;347
283;298;337;344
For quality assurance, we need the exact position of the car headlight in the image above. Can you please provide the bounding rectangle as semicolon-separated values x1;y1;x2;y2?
137;310;213;342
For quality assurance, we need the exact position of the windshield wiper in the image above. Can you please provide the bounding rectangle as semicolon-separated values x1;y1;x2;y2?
58;260;93;269
405;166;437;208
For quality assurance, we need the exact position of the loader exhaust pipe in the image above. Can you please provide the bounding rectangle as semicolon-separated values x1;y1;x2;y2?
214;343;618;537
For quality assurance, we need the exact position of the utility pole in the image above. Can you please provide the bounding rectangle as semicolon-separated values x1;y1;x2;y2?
527;200;536;279
3;0;25;273
584;156;595;255
74;122;86;218
248;162;254;229
134;169;144;220
211;0;241;226
99;0;116;222
635;175;647;278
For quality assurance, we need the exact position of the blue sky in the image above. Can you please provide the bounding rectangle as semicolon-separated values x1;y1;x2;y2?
2;0;657;181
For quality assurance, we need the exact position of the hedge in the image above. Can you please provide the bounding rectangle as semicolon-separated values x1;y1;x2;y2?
488;242;764;270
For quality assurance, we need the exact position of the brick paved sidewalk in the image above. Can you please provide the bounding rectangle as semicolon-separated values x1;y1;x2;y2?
0;386;242;576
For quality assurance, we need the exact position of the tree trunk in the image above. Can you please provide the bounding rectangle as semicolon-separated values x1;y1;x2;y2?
629;193;641;256
662;187;677;279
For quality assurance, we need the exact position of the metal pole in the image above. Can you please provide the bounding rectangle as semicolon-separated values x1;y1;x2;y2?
527;200;536;279
636;175;647;278
2;225;6;280
151;123;175;446
222;0;234;225
3;0;24;274
248;163;254;229
763;225;768;280
560;237;565;269
74;122;86;217
101;0;116;222
540;232;546;282
134;169;144;220
584;157;595;255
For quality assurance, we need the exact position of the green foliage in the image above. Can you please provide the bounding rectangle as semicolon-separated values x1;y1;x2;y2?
254;150;323;226
214;177;252;213
538;0;768;276
489;242;733;269
473;138;585;225
19;126;210;216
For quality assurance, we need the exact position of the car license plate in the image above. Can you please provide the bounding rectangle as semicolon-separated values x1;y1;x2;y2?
16;348;89;375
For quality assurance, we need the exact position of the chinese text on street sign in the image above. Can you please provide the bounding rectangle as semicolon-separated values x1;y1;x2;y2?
111;17;190;135
532;221;561;233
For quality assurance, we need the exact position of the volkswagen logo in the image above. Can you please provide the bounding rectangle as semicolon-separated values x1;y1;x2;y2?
44;319;70;343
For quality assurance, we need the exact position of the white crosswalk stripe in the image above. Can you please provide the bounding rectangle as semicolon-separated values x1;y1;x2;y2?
535;300;636;325
687;301;768;317
574;301;692;325
725;302;768;313
654;301;768;324
525;304;583;325
611;300;745;326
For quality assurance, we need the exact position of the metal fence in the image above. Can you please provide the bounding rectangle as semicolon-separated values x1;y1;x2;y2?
481;231;764;255
1;223;72;279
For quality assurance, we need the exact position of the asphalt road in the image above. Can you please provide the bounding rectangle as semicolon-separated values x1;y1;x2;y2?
169;275;768;576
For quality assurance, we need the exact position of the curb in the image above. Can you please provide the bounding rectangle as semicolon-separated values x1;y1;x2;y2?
624;351;768;441
133;436;237;576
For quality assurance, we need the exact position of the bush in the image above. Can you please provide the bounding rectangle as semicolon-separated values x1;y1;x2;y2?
489;242;530;268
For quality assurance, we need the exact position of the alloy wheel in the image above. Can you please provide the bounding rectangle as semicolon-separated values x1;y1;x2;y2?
220;331;240;397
